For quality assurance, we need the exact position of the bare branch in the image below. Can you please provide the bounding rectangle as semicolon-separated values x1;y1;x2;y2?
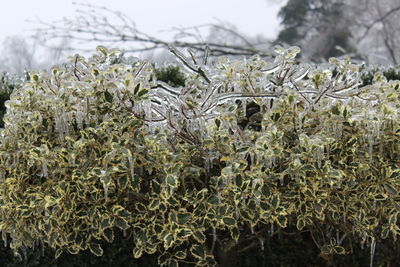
33;2;272;58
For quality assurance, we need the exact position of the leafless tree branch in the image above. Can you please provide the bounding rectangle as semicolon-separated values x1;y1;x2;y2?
33;2;272;58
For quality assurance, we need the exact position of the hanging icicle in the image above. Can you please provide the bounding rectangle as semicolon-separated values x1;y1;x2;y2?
42;159;48;178
128;155;135;185
3;232;7;248
370;239;376;267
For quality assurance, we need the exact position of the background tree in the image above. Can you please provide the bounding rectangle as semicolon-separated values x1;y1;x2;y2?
276;0;358;61
0;34;70;76
275;0;400;64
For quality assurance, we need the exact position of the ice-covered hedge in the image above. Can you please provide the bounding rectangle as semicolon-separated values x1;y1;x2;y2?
0;46;399;266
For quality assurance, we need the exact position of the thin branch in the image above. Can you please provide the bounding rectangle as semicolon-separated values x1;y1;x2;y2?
33;3;272;58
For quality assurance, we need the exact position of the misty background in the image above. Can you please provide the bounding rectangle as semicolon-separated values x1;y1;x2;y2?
1;0;400;76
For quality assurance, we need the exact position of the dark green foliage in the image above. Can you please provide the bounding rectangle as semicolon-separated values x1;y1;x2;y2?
360;65;400;86
276;0;356;60
0;73;21;127
154;65;186;87
277;0;311;44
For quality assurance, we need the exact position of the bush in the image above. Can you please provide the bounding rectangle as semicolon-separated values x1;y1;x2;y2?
0;46;399;267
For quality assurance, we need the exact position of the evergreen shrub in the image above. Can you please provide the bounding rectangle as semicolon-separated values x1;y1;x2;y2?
0;46;399;266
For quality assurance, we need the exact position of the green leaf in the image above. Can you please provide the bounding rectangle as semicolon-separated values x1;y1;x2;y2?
271;195;280;209
89;243;103;256
103;228;114;243
134;83;141;94
193;230;206;243
177;213;191;225
190;244;206;260
207;195;219;205
163;233;174;249
296;218;306;230
115;218;130;230
223;217;236;226
149;199;160;210
104;90;113;103
137;88;149;97
158;252;171;266
175;250;187;259
100;217;112;229
166;174;178;187
118;175;128;188
177;228;191;239
384;183;397;196
235;175;243;187
240;209;253;220
276;215;287;227
215;119;221;128
262;184;270;197
236;146;249;153
331;105;340;115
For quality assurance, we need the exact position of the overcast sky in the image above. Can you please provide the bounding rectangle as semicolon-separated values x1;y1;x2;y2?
0;0;285;45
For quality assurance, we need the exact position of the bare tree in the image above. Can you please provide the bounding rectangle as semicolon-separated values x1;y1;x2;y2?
274;0;400;64
35;2;273;59
0;33;70;75
0;36;38;75
350;0;400;65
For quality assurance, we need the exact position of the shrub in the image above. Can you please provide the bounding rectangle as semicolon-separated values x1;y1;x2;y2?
0;45;399;267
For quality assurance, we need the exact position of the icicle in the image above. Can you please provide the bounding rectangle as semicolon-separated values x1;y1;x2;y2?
250;153;255;167
103;183;109;202
279;175;284;186
0;170;5;183
361;232;367;249
144;100;152;122
242;99;247;116
370;239;376;267
211;228;217;253
123;229;127;238
270;223;274;236
259;237;265;251
42;159;48;178
22;247;27;261
101;170;109;202
76;102;84;129
316;148;322;169
368;134;373;161
217;191;221;203
133;102;142;116
3;232;7;247
204;157;211;173
128;155;135;184
251;226;255;234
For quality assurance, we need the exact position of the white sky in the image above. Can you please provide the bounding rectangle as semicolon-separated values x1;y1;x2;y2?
0;0;285;45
